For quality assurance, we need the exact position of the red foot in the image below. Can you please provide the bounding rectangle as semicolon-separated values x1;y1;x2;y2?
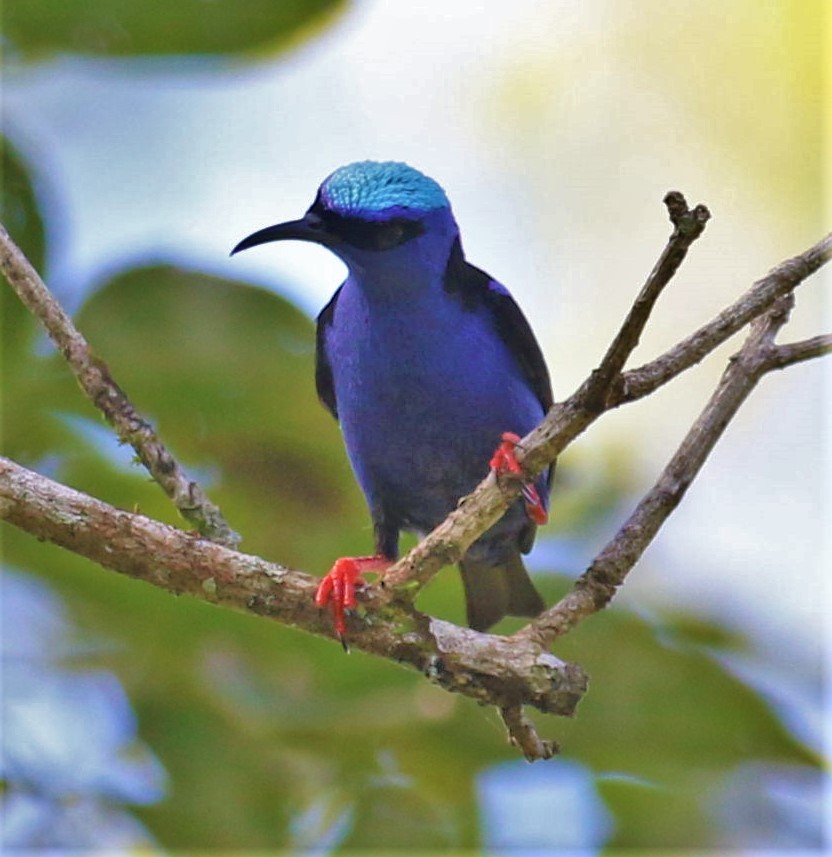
314;555;391;645
490;432;549;526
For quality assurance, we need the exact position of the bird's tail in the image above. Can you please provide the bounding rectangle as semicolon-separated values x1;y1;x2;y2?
459;553;544;632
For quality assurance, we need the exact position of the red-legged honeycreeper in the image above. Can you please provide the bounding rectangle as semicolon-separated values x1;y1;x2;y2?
232;161;552;639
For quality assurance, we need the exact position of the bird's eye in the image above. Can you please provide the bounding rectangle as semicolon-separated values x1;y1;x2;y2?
324;215;424;251
375;222;405;250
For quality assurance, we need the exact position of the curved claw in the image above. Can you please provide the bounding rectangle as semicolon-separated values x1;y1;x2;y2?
489;431;525;475
315;555;392;645
490;431;549;526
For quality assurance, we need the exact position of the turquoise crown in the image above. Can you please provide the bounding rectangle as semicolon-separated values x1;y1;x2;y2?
319;161;450;219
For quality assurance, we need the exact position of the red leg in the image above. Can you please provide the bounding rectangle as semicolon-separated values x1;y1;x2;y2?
314;554;391;645
490;431;549;526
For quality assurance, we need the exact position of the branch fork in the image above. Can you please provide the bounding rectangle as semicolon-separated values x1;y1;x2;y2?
2;197;829;760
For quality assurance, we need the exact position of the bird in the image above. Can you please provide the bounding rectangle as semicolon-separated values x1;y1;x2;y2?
232;161;552;640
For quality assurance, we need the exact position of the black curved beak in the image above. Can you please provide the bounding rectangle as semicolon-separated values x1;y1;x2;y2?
230;212;339;256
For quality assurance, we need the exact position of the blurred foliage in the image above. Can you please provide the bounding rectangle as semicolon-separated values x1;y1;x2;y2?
0;1;825;848
1;137;823;851
1;143;46;374
2;0;347;60
610;0;825;227
1;571;166;848
491;0;823;243
1;143;45;272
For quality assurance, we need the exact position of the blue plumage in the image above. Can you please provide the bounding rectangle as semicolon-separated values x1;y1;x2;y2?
320;161;450;219
233;161;552;632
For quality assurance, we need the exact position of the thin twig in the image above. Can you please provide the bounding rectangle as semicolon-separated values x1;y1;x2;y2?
611;232;832;405
584;192;710;408
763;333;832;370
0;222;240;547
499;705;559;761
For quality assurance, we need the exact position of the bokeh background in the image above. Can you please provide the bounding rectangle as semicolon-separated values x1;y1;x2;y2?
1;0;828;850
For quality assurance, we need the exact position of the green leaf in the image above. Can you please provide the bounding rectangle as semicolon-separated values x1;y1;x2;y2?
4;0;347;60
1;139;46;272
53;264;367;565
1;138;77;463
548;605;818;847
1;140;43;374
556;609;816;777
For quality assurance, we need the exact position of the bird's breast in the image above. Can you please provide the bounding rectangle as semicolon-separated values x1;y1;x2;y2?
323;282;543;525
329;284;527;426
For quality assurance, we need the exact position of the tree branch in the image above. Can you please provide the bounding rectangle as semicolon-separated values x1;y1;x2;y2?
0;223;240;547
0;455;587;717
1;201;829;762
515;294;799;650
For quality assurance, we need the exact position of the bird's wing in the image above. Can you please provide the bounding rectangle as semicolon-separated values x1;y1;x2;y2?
443;239;553;413
315;285;342;420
